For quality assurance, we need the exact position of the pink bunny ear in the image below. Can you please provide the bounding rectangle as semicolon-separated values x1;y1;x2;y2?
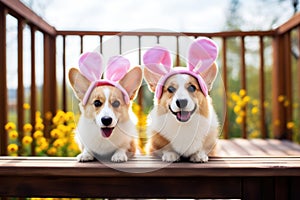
79;52;103;81
143;46;172;75
188;37;218;74
105;56;130;82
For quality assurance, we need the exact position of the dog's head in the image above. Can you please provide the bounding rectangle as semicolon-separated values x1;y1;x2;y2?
69;52;142;138
143;38;218;122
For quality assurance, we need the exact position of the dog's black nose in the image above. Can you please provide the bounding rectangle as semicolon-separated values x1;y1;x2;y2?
176;99;188;108
101;116;112;126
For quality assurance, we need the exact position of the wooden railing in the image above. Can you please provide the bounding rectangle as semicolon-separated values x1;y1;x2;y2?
0;0;300;155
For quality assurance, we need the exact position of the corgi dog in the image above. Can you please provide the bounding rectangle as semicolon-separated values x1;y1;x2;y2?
68;52;143;162
143;38;219;163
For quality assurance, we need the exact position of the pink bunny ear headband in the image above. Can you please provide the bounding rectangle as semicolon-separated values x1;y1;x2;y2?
78;52;130;105
143;37;218;98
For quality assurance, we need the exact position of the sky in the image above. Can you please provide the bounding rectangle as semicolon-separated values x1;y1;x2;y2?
6;0;297;90
25;0;230;32
21;0;295;32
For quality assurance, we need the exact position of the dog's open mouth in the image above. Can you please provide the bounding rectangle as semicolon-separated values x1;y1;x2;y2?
169;106;196;122
101;127;114;138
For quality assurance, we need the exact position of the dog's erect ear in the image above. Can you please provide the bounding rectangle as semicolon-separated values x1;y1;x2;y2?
188;38;218;74
200;62;218;91
143;67;162;92
119;66;143;100
143;46;171;93
68;68;91;101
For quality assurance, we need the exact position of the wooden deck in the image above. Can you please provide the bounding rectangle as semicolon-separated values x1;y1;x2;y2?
0;139;300;199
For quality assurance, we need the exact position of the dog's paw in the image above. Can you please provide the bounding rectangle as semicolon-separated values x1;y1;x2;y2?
162;151;180;162
190;152;209;163
111;151;128;162
76;152;94;162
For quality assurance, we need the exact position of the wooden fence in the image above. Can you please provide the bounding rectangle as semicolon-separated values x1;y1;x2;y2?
0;0;300;155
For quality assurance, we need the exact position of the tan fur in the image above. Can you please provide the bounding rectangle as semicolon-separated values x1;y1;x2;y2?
83;86;130;123
148;131;170;153
158;75;209;118
144;64;219;162
128;140;137;154
68;66;142;162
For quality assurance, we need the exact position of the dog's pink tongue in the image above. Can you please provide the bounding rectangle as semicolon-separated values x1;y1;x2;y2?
177;111;191;122
101;128;114;138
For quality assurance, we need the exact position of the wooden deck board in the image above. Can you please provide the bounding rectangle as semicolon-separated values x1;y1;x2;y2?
230;138;270;156
0;139;300;199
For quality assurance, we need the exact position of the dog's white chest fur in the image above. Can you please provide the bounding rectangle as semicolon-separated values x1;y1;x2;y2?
76;115;136;156
148;98;218;157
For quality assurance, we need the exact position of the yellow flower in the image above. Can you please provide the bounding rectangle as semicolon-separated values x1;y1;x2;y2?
36;137;47;146
47;147;57;156
53;139;65;148
237;100;246;107
7;144;18;153
22;136;33;145
33;130;43;139
249;130;260;138
252;100;259;106
251;107;259;115
8;130;18;139
35;147;42;154
52;116;60;125
35;111;43;123
293;103;299;108
238;110;246;117
35;111;41;118
45;111;53;121
239;89;246;97
55;110;65;122
235;116;243;124
23;123;33;132
23;103;30;110
278;95;285;102
50;129;63;138
40;141;49;150
68;122;76;130
264;101;269;108
65;111;74;121
274;119;280;126
68;142;80;151
36;137;49;150
230;92;240;102
57;124;68;133
287;122;295;130
284;100;290;107
5;122;16;131
233;105;241;114
242;95;250;103
35;122;44;131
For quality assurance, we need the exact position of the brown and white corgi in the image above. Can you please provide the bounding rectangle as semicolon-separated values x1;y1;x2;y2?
143;38;219;162
69;52;143;162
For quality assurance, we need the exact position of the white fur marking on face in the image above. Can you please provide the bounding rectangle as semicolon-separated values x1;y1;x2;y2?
169;75;195;112
95;88;117;127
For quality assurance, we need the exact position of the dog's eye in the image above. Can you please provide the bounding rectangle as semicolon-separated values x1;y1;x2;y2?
112;100;120;108
187;85;196;93
93;100;102;107
167;86;176;93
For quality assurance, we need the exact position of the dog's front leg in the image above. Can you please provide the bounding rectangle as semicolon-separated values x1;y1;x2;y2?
189;151;208;163
162;149;180;162
111;149;128;162
76;149;94;162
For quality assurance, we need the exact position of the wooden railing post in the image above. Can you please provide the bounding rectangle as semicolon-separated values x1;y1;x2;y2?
222;37;229;139
0;5;7;155
240;36;247;138
43;34;57;137
17;19;25;151
272;34;288;139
